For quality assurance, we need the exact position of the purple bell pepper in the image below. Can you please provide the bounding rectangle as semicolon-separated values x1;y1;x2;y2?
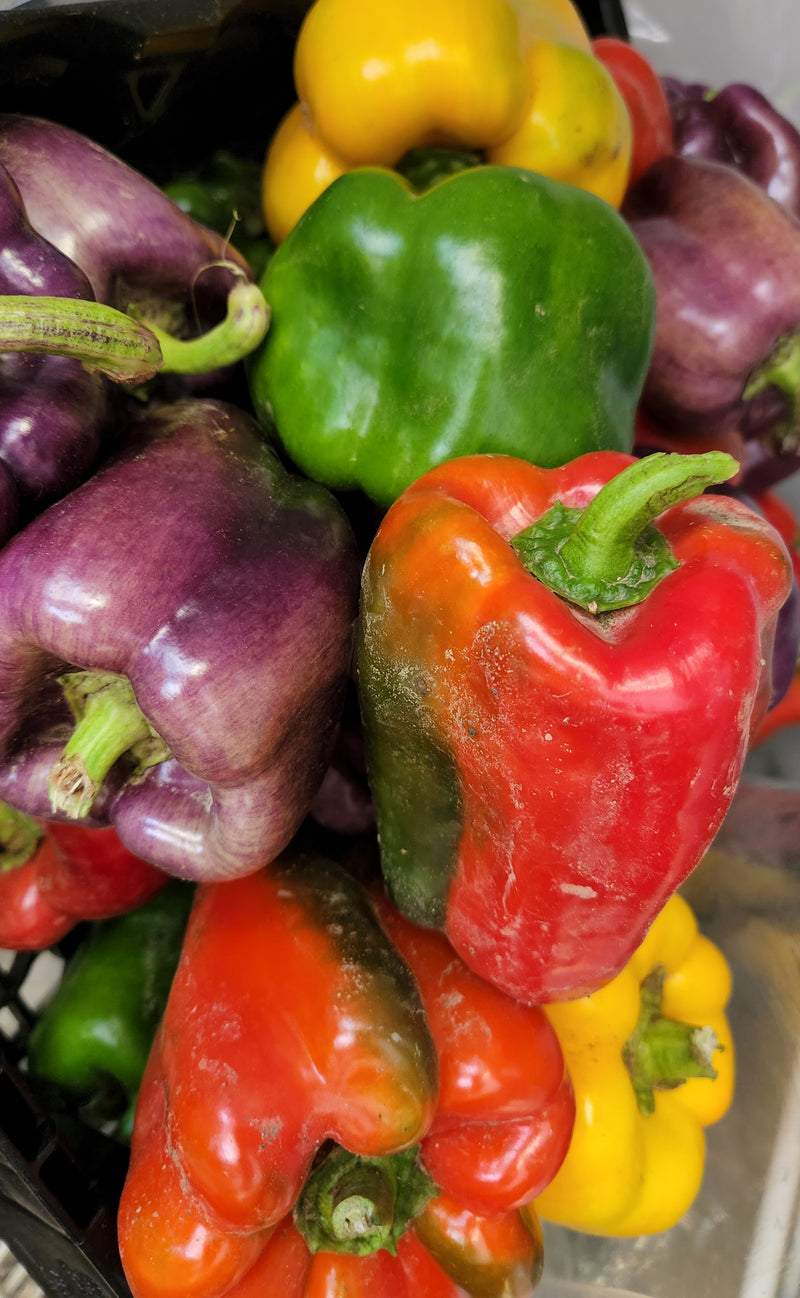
624;154;800;478
0;161;110;543
662;76;800;219
0;397;360;882
0;115;269;383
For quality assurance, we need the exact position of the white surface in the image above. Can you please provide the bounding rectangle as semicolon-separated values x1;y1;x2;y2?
627;0;800;128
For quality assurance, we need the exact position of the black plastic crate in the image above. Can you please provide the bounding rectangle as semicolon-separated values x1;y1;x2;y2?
0;1;627;1293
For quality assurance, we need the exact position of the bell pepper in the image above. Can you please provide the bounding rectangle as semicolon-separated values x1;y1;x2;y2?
624;154;800;469
357;448;792;1003
591;37;674;188
118;859;567;1298
250;164;655;508
0;159;111;543
662;76;800;219
117;852;439;1298
26;878;194;1141
0;114;269;382
0;396;360;881
530;892;734;1236
261;0;632;243
0;804;167;951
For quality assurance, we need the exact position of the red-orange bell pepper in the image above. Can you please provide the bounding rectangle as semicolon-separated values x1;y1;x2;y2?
118;856;573;1298
357;449;793;1004
0;803;166;950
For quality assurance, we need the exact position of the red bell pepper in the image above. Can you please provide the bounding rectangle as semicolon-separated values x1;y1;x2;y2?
0;803;166;950
118;851;439;1298
592;37;674;188
118;855;571;1298
357;449;793;1004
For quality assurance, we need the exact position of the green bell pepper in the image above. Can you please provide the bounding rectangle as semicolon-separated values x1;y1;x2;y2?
27;878;194;1141
248;164;656;507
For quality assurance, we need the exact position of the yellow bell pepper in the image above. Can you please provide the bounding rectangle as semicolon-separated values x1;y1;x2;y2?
262;0;632;242
528;892;735;1237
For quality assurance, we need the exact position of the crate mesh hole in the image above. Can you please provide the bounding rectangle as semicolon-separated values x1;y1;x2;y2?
19;951;63;1012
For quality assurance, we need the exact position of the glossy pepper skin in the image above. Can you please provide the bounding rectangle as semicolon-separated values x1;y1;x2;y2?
531;893;734;1236
624;155;800;462
374;894;575;1215
27;879;194;1141
0;161;109;542
250;165;655;508
357;450;792;1004
591;38;673;188
0;809;167;951
0;397;360;882
662;76;800;219
261;0;631;242
118;852;439;1298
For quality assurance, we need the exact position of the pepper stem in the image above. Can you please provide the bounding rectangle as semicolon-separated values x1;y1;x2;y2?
511;451;738;613
129;274;270;376
743;331;800;453
0;295;163;382
293;1145;437;1257
48;671;170;819
623;966;721;1117
0;802;43;871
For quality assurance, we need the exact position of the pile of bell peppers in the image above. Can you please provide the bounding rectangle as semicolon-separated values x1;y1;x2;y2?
0;1;797;1295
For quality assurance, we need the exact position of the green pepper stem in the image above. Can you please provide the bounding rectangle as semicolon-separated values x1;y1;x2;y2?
743;331;800;453
48;671;170;819
131;275;270;376
511;450;738;613
623;966;721;1117
0;295;163;382
0;801;43;871
294;1145;437;1257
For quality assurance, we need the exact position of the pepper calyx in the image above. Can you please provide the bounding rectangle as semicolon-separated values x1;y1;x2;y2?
0;801;44;872
293;1145;437;1257
623;965;721;1117
511;450;738;613
48;671;171;819
743;330;800;454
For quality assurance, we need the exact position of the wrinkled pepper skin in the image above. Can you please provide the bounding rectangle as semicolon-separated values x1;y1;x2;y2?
216;1199;544;1298
261;0;631;242
0;811;167;951
357;451;792;1004
623;155;800;456
0;114;252;342
0;161;109;539
27;879;193;1140
251;165;655;507
0;398;360;881
531;893;734;1236
374;894;575;1215
118;853;439;1298
662;77;800;219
